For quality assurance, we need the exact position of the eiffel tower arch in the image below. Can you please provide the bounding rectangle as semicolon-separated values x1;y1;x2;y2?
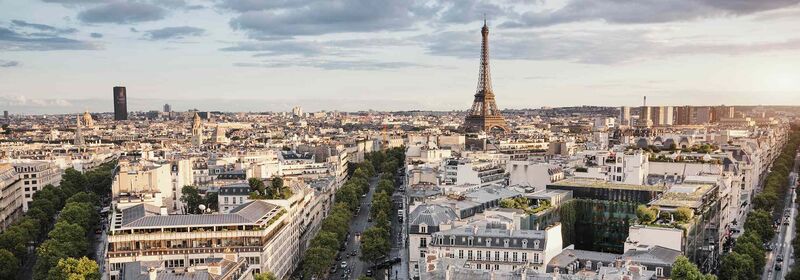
464;20;509;133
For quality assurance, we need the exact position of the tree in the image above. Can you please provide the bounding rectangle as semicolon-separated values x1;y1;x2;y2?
310;231;339;252
48;221;89;257
674;207;694;223
377;179;394;195
181;185;203;214
354;168;369;181
672;256;716;280
248;178;266;195
65;192;98;205
719;252;756;280
744;209;775;243
636;205;657;224
60;168;88;197
303;246;336;279
254;272;277;280
360;226;390;264
0;249;18;280
48;256;100;280
60;202;98;230
205;192;219;212
733;232;766;274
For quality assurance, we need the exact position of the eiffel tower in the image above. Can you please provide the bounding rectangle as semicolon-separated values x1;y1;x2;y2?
464;19;509;133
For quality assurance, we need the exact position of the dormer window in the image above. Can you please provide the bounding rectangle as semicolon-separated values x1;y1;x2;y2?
449;236;455;245
522;240;528;248
420;224;428;234
468;237;474;246
486;238;491;247
503;239;509;247
534;240;540;249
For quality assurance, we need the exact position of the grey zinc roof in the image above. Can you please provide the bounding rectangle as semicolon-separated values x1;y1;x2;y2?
548;248;620;268
120;201;279;229
121;203;162;226
230;200;279;222
408;204;459;226
622;246;681;265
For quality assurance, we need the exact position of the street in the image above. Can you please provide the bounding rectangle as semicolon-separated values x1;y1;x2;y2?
762;154;800;280
331;177;377;280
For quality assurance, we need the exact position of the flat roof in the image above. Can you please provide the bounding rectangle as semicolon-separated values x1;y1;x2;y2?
549;178;667;192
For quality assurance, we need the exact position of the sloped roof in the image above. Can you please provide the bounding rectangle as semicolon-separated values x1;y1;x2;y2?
120;201;279;229
409;204;458;226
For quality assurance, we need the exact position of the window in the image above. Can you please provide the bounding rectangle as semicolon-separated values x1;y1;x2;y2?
522;253;527;262
486;238;491;247
534;240;540;249
420;237;427;248
438;237;443;245
586;261;592;270
533;253;539;263
477;251;482;260
458;250;463;259
476;263;482;270
504;239;509;247
450;236;455;245
468;237;474;246
522;240;528;248
420;224;427;233
420;252;425;258
513;252;518;262
494;252;500;261
504;252;509;261
486;251;490;260
224;197;229;204
495;265;499;270
656;267;664;277
467;250;473;260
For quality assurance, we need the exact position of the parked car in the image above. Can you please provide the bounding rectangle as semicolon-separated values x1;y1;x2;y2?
366;270;373;277
340;261;348;269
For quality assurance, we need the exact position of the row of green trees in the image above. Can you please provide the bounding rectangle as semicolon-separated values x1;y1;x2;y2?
0;160;115;280
301;160;374;279
359;147;405;274
719;128;800;280
783;126;800;279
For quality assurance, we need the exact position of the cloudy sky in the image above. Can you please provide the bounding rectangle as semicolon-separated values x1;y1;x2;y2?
1;0;800;114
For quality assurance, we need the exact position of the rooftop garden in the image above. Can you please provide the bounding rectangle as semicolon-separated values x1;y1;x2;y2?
499;197;551;215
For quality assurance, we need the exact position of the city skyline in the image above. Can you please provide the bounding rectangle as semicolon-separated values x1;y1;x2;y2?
2;0;800;114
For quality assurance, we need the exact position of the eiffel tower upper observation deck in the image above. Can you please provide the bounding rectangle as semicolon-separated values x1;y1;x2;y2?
464;20;509;133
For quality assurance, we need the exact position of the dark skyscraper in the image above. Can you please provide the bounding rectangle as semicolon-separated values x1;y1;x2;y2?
113;86;128;121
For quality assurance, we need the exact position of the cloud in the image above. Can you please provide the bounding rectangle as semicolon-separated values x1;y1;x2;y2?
234;60;428;71
219;0;310;12
0;95;73;107
229;0;420;38
144;26;205;40
42;0;109;3
432;0;510;24
78;1;166;24
0;26;99;51
90;32;103;38
0;60;20;67
422;28;800;64
501;0;800;27
11;20;77;34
